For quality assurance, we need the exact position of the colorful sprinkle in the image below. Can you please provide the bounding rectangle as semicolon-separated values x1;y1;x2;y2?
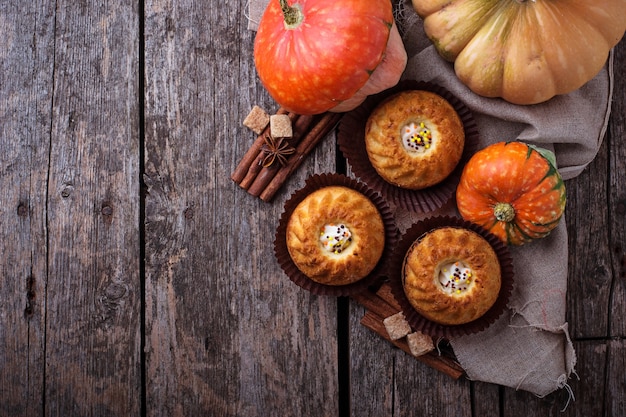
439;260;473;295
320;223;352;254
402;121;433;153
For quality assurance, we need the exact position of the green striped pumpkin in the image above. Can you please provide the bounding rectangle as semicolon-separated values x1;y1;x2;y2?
456;141;566;246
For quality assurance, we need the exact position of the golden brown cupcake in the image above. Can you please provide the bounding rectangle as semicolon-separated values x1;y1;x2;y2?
365;90;465;190
286;186;385;286
402;227;501;325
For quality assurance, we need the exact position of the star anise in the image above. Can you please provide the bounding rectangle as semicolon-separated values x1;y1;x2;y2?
261;134;296;168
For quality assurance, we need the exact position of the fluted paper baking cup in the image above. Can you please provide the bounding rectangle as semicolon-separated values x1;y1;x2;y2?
388;215;515;339
338;80;479;213
274;173;398;297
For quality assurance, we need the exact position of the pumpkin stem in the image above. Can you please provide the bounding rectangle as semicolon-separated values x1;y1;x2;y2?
279;0;304;28
494;202;515;223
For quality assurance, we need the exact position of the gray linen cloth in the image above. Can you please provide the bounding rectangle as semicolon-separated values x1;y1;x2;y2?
248;0;615;397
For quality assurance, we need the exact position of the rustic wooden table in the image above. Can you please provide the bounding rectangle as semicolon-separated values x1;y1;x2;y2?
1;1;624;416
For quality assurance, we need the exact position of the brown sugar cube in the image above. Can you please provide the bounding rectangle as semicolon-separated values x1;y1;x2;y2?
243;105;270;134
383;312;412;341
407;331;435;357
270;114;293;138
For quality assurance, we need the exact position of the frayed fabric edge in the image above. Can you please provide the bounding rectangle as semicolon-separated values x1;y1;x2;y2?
506;310;578;404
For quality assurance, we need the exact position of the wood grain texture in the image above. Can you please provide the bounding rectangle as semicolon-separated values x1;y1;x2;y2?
565;133;612;339
142;1;338;415
607;42;626;338
42;0;141;415
348;302;396;416
0;0;625;415
392;348;472;417
0;1;55;415
471;382;501;417
565;42;626;341
606;339;626;416
348;301;472;417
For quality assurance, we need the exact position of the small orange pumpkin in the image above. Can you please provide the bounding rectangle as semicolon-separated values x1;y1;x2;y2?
254;0;407;115
456;141;566;246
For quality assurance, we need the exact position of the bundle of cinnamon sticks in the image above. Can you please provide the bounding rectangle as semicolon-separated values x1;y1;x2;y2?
231;107;343;202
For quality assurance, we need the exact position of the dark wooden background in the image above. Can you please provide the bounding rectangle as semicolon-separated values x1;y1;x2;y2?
1;0;624;416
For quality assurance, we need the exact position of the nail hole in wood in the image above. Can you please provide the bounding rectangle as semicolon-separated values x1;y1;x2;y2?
17;203;28;217
101;204;113;216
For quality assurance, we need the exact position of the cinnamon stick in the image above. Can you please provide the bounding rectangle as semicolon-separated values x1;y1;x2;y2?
237;111;300;190
259;111;343;201
351;287;399;319
246;114;316;197
352;284;465;378
360;311;465;380
246;161;282;197
375;283;402;311
231;107;289;184
238;151;268;190
292;114;317;136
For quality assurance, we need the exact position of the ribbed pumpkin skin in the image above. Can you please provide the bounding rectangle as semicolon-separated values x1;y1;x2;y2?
412;0;626;104
456;142;566;246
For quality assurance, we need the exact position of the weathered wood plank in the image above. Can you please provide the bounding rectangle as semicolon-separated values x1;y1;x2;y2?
606;339;626;416
565;43;626;341
392;352;472;417
0;1;55;415
143;0;339;415
348;303;396;416
349;301;473;416
471;382;501;417
0;0;623;415
43;1;141;415
565;134;612;339
608;42;626;338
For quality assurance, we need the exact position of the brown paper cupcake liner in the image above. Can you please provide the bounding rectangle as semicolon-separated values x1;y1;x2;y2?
338;80;480;213
274;173;399;297
387;215;515;339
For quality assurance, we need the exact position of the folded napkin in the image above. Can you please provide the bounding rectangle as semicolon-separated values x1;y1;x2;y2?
248;0;615;397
